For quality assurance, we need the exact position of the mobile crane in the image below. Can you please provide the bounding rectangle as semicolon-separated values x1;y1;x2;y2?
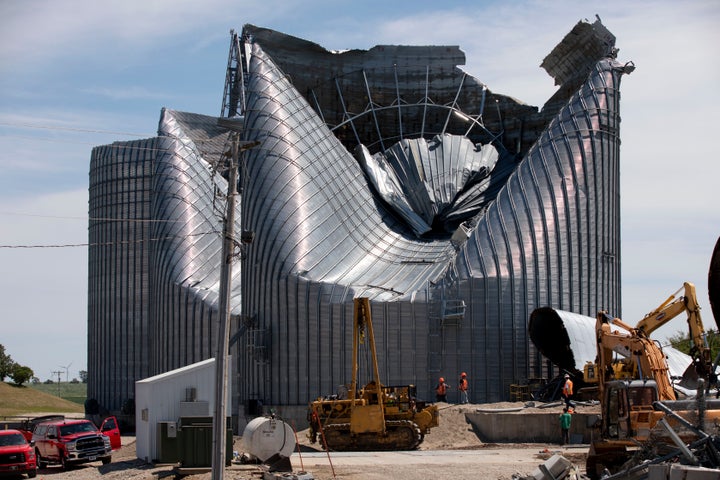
307;297;439;450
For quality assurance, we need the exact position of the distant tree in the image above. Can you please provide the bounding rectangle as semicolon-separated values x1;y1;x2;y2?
44;379;54;384
10;364;34;386
668;330;691;354
31;377;40;384
0;344;14;381
70;378;80;384
79;370;88;383
667;329;720;362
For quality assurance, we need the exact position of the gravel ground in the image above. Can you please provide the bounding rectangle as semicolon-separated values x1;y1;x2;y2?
26;403;589;480
32;439;587;480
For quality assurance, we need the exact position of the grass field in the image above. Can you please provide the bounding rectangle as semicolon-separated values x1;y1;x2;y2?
30;382;87;405
0;382;85;417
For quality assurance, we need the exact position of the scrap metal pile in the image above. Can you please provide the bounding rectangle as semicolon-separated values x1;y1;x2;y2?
598;393;720;479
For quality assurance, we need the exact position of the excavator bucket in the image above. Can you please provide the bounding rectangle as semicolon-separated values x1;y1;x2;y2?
677;363;700;390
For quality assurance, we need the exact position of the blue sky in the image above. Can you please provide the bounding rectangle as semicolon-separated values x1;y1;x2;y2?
1;0;718;382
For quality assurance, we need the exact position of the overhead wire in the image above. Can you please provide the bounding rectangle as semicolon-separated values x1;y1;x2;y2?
0;231;221;249
1;121;237;249
0;121;150;137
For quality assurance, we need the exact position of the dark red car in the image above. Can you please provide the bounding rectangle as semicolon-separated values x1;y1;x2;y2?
0;429;37;478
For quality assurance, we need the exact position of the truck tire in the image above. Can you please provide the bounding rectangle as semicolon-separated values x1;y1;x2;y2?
35;450;46;469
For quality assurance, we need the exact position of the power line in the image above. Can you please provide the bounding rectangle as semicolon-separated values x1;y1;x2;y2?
0;211;190;223
0;121;150;137
0;231;221;249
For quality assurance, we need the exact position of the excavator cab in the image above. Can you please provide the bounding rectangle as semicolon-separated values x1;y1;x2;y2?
602;380;661;440
602;381;632;440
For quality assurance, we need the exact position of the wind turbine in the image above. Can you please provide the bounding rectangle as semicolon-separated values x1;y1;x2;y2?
59;362;73;383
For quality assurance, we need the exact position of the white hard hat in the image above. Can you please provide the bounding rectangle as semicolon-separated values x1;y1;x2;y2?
564;374;570;378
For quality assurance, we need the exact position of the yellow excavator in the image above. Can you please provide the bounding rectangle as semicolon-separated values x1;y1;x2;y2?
307;297;439;451
586;310;720;479
583;281;716;391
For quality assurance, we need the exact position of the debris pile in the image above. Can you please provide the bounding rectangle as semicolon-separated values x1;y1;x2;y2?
513;453;589;480
596;401;720;479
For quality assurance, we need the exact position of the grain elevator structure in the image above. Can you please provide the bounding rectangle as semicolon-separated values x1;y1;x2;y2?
88;17;630;424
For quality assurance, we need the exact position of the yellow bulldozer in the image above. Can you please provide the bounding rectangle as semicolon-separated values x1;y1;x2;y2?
307;297;439;451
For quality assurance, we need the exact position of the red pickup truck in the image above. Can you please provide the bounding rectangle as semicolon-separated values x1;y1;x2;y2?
0;429;37;478
32;417;119;469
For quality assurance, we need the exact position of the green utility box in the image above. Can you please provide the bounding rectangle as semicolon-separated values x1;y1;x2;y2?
177;416;232;467
157;421;181;463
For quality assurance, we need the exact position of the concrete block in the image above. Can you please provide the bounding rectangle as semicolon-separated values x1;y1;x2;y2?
669;464;720;480
530;454;573;480
648;464;671;480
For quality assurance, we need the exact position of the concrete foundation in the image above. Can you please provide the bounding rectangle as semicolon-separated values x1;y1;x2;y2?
465;410;598;444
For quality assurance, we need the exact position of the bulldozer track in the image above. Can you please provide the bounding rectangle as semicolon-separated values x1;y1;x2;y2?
322;419;423;451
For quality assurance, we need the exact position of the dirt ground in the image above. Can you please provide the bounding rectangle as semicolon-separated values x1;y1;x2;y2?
27;402;589;480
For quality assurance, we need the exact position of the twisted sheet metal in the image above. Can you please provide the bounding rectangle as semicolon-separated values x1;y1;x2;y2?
88;110;242;410
528;307;695;395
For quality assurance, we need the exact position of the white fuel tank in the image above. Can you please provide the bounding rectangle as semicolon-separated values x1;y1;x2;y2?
242;416;296;461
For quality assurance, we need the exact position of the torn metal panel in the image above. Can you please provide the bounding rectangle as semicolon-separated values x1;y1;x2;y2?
709;236;720;329
355;134;499;236
529;306;694;385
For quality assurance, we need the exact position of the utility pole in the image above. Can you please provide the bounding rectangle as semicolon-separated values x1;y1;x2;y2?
51;370;62;397
60;362;72;383
211;126;258;480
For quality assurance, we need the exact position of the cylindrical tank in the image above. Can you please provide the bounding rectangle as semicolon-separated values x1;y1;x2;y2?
242;416;296;461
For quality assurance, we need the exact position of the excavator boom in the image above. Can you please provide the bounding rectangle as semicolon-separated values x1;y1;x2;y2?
596;311;676;402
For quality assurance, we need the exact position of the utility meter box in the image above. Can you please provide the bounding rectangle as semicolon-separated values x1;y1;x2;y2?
157;421;181;463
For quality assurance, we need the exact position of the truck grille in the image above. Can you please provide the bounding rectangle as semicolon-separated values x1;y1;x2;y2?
76;436;105;451
0;451;26;463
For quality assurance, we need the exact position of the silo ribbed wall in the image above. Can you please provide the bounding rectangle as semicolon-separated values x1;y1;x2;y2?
88;140;156;411
88;112;240;413
456;57;623;400
147;133;227;374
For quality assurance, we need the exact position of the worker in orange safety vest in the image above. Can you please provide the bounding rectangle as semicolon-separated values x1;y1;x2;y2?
435;377;450;402
458;372;469;404
561;373;574;408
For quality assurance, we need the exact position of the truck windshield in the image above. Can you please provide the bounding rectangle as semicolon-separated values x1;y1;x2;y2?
60;423;97;435
0;433;26;446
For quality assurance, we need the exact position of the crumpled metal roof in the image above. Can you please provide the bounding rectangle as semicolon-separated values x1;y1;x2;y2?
242;42;458;300
356;134;499;236
529;307;696;393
